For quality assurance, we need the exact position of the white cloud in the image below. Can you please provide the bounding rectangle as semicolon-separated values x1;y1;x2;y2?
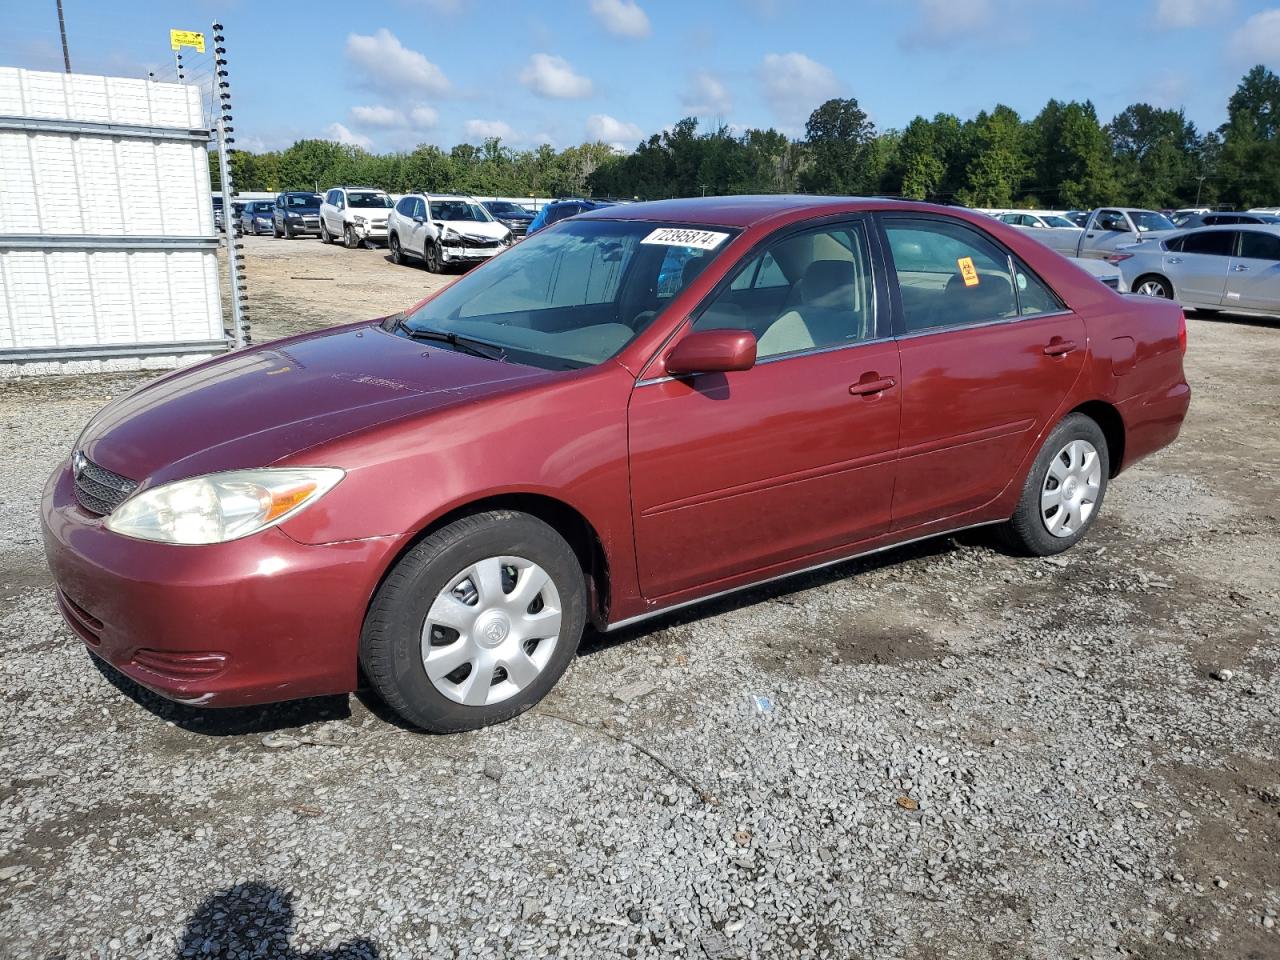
325;122;373;150
1230;9;1280;65
759;52;839;124
410;105;440;128
586;113;643;149
899;0;994;49
520;53;594;99
464;118;517;141
350;104;405;127
1155;0;1232;29
345;29;450;96
589;0;652;38
682;71;732;117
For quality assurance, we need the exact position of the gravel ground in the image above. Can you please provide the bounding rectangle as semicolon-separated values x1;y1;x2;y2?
1;236;1278;959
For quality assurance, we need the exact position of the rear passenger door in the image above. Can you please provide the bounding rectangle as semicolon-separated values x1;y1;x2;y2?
1167;230;1234;306
1223;229;1280;313
878;214;1087;531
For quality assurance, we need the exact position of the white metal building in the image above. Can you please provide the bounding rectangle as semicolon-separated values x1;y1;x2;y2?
0;67;227;377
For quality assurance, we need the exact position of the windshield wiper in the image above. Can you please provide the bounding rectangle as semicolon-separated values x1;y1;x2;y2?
394;317;506;361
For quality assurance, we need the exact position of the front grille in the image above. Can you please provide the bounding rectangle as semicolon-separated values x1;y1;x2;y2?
507;221;529;238
74;456;138;516
459;235;502;248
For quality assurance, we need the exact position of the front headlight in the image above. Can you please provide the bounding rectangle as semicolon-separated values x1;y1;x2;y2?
354;215;368;225
287;212;301;219
442;227;460;242
501;231;512;246
105;468;344;545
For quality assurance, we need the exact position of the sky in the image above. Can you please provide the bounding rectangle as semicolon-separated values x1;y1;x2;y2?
5;0;1280;154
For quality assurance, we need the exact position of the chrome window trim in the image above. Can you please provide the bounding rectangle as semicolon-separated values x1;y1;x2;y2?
894;308;1076;342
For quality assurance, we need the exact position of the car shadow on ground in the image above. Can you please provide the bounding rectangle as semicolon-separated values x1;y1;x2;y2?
176;882;379;959
88;654;352;736
1189;308;1280;330
580;527;988;658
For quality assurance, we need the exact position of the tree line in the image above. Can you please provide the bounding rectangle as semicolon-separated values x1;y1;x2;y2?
218;65;1280;211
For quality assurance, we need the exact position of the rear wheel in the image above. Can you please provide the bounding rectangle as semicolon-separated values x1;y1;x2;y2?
1134;275;1173;299
999;413;1109;556
361;511;586;733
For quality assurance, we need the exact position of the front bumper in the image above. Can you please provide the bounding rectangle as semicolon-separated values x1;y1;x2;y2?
352;220;389;242
41;462;402;708
440;243;504;262
284;217;321;236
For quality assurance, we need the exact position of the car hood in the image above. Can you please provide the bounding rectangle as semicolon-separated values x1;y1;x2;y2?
78;322;550;485
439;220;509;239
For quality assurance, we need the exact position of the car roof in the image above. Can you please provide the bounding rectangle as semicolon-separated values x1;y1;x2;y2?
573;194;992;230
1171;223;1280;238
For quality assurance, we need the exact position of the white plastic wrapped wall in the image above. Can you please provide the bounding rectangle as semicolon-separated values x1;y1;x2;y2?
0;68;226;376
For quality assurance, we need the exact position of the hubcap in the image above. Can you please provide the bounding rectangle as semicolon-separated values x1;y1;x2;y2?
421;556;562;706
1041;439;1101;538
1138;280;1166;298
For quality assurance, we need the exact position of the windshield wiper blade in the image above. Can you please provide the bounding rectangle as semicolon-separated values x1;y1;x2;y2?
395;318;506;361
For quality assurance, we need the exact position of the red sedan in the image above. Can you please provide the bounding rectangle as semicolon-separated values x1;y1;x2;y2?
42;197;1190;732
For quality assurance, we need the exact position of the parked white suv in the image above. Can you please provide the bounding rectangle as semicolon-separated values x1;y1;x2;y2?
386;193;512;272
319;186;394;248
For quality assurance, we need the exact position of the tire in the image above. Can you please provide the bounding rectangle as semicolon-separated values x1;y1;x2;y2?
389;233;404;265
361;511;586;733
273;221;283;239
320;221;333;244
1133;274;1173;299
424;241;442;273
998;413;1110;557
344;224;359;249
284;223;294;239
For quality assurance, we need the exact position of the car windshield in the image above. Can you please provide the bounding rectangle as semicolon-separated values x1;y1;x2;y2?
486;202;526;215
399;219;739;370
287;194;320;207
1042;215;1076;228
1131;211;1176;232
430;200;491;222
349;192;393;208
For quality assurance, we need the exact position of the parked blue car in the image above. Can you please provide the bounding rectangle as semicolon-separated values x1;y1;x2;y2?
526;198;616;235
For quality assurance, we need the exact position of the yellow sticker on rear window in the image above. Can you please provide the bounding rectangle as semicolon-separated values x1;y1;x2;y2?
957;256;979;287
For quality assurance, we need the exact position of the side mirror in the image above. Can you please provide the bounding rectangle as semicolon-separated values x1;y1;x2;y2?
664;330;757;376
413;215;426;224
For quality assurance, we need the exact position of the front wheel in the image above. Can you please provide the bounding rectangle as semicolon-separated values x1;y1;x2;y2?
361;511;586;732
424;241;442;273
998;413;1109;556
389;234;404;265
344;224;359;249
1134;275;1173;299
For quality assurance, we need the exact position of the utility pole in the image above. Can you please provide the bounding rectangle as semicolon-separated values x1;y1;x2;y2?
56;0;71;72
1195;175;1206;207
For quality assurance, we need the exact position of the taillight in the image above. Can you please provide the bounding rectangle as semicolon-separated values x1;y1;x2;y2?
1177;310;1187;354
1105;253;1134;264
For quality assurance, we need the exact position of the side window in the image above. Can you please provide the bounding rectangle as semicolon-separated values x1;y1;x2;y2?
414;198;426;219
694;222;876;360
1096;210;1127;231
883;217;1019;333
1013;261;1066;316
1239;231;1280;260
395;197;412;215
337;193;346;210
1180;231;1235;256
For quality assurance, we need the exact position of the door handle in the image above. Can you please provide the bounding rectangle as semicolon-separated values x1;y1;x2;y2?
1043;338;1077;357
1167;257;1182;264
1233;264;1250;272
849;376;896;396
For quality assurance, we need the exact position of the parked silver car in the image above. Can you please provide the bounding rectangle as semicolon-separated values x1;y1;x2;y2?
1113;225;1280;314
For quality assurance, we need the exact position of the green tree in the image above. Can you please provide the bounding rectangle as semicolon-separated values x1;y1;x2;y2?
1217;65;1280;208
1107;103;1197;207
1032;100;1115;208
957;105;1026;207
799;98;878;195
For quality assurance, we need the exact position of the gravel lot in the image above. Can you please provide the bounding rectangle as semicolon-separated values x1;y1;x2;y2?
1;235;1277;959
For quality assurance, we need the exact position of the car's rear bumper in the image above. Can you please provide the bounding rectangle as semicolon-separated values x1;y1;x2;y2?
1117;378;1191;471
41;462;401;708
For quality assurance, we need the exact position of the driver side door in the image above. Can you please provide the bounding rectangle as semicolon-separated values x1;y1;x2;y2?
627;218;901;600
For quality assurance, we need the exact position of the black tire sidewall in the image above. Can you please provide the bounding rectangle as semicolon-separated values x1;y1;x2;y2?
1006;414;1110;556
425;242;440;272
390;235;401;264
361;512;586;733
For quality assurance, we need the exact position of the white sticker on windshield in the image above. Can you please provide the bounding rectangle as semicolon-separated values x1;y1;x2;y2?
641;227;730;250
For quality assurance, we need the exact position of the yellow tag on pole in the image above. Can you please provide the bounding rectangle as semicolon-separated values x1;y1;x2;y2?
169;30;206;53
957;256;979;287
